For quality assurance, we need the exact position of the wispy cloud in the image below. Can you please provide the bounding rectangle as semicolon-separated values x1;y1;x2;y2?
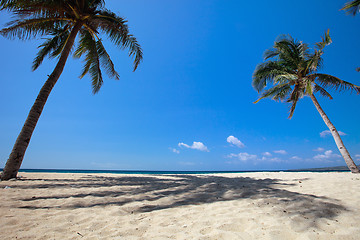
227;152;287;164
355;154;360;161
226;135;245;148
313;150;341;161
313;147;325;152
227;153;257;162
291;156;302;160
267;157;282;163
320;130;347;138
262;152;272;157
178;141;209;152
274;150;287;155
169;147;180;154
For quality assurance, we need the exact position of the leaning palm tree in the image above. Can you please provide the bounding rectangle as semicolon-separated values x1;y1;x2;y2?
0;0;142;180
252;31;360;173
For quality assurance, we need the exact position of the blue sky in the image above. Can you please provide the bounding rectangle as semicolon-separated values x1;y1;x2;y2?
0;0;359;171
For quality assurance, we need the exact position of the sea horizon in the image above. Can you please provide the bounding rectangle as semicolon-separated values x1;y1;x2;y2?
5;167;351;175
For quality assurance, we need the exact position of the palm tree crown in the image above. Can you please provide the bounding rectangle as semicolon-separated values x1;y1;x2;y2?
252;31;360;118
1;0;142;93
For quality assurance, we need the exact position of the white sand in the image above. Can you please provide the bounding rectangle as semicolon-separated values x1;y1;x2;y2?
0;172;360;239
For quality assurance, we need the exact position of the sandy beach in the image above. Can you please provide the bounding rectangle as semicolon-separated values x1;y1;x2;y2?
0;172;359;239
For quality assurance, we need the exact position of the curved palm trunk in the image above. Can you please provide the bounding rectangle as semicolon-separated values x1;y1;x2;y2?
310;94;360;173
1;23;82;180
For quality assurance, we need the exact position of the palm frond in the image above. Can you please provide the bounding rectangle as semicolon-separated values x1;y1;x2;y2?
287;83;302;118
252;61;293;92
315;29;332;51
94;10;143;71
314;84;333;100
263;48;279;60
307;50;323;72
0;17;72;40
273;73;297;84
272;35;309;69
75;31;103;94
288;99;298;119
254;83;291;103
96;39;120;80
341;0;360;16
314;73;360;93
32;27;70;70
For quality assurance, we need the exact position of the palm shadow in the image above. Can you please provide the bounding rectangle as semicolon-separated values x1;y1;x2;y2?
3;174;347;229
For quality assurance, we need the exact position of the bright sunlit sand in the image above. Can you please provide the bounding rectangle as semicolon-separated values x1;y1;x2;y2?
1;172;360;239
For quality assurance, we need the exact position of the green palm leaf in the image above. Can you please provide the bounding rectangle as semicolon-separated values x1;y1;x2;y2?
94;10;143;71
313;73;360;93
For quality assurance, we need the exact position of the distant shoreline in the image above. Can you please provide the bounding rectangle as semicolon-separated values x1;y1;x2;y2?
3;167;355;174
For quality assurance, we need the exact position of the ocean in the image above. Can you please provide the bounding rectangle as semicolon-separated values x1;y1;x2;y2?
11;168;350;174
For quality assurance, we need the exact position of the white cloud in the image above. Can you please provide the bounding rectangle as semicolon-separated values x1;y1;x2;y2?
178;142;209;152
274;150;287;155
355;154;360;161
291;156;302;160
320;130;347;138
262;152;272;157
314;150;341;161
169;148;180;154
268;157;282;163
227;152;257;162
313;147;325;152
226;136;245;148
227;152;288;164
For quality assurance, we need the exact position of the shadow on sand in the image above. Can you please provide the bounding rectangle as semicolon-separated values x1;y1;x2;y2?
3;174;347;229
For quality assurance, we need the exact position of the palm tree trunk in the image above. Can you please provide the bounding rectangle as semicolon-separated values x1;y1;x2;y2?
310;94;360;173
1;22;83;180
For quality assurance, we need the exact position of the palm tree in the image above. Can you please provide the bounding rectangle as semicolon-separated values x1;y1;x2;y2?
252;31;360;173
0;0;143;180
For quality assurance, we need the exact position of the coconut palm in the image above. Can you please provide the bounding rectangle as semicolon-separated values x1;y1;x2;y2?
0;0;143;180
252;31;360;173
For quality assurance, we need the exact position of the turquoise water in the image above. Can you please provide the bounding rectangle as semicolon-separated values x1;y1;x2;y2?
13;168;350;174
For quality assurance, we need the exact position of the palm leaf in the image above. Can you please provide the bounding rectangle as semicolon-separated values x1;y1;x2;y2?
287;83;302;118
254;83;291;103
96;39;120;80
32;27;70;70
341;0;360;16
0;17;72;39
314;84;333;100
252;61;293;92
75;31;103;93
94;10;143;71
313;73;360;93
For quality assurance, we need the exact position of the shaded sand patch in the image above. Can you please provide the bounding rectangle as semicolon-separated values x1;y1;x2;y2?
0;172;360;239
